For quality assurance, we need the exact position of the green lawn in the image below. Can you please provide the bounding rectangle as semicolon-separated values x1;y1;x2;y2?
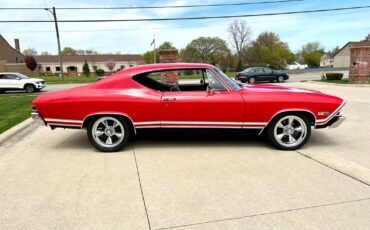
0;93;39;134
35;75;99;84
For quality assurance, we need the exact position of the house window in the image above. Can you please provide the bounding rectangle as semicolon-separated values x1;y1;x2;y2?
56;66;61;71
16;57;18;63
93;66;97;71
46;67;51;71
120;65;125;69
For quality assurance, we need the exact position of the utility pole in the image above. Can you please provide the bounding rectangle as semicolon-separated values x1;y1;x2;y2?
46;7;64;82
151;34;156;64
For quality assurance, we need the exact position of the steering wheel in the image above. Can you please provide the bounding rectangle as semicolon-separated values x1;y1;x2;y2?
170;83;181;92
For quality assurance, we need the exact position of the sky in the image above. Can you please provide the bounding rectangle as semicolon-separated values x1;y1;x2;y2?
0;0;370;55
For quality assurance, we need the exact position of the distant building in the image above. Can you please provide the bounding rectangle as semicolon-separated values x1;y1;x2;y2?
286;61;308;70
333;42;370;68
35;54;144;75
0;35;35;75
320;53;334;67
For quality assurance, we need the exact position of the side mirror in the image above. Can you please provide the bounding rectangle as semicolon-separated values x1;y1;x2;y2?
16;77;21;80
200;79;204;84
206;85;215;96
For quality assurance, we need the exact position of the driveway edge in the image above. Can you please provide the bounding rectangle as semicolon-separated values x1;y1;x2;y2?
0;118;35;145
305;81;370;87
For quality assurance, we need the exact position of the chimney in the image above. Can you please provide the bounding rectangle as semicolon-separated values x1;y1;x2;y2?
14;39;20;51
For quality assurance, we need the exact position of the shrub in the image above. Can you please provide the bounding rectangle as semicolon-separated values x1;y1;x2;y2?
25;56;37;71
95;69;105;76
326;73;343;80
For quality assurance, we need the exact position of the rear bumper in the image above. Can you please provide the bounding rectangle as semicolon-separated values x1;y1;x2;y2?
31;111;46;126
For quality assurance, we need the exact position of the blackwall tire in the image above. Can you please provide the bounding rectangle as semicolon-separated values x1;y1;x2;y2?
25;85;35;93
278;76;285;83
249;77;256;84
267;114;311;150
87;116;131;152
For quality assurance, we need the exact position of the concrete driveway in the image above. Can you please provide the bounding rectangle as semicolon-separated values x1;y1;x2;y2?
0;82;369;229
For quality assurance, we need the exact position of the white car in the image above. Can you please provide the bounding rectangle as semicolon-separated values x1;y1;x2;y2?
0;73;46;93
286;62;308;70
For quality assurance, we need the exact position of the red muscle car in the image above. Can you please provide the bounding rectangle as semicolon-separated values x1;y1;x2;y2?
31;63;345;152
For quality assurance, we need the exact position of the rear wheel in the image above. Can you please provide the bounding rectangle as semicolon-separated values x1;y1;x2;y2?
248;77;256;84
87;116;131;152
267;114;311;150
24;84;35;93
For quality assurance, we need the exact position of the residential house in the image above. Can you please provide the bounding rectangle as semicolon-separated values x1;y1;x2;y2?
34;54;144;75
320;52;334;67
333;42;370;68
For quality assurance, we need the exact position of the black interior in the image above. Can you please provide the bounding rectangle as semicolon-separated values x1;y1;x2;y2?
132;69;209;92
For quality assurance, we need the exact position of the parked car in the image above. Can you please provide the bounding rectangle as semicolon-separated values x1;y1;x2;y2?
286;61;308;70
0;72;46;93
31;63;345;152
235;67;289;84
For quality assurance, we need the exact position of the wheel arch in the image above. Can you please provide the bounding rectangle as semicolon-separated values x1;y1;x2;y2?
82;113;136;134
259;110;316;135
23;83;36;89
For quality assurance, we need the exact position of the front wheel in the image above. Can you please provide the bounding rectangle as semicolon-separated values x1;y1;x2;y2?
267;114;311;150
277;76;285;83
25;84;35;93
87;116;131;152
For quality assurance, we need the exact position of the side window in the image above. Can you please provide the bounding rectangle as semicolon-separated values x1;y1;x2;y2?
207;70;227;91
5;74;17;80
264;68;272;73
0;74;4;79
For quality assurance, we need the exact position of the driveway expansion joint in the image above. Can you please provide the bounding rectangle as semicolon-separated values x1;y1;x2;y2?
295;150;370;186
133;143;152;230
155;197;370;230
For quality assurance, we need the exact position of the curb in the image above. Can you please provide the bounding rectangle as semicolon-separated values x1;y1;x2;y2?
304;81;370;88
0;118;35;145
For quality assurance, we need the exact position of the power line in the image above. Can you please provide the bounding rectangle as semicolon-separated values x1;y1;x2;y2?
0;5;369;23
0;0;302;10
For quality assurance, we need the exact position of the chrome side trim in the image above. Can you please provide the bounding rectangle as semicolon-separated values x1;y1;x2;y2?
82;112;137;134
44;118;83;123
257;109;317;136
47;122;82;128
316;100;346;125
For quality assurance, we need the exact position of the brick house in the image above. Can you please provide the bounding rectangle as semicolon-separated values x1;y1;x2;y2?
0;35;35;75
34;54;144;75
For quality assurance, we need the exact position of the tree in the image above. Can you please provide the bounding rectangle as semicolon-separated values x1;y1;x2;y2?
159;41;176;50
82;60;90;77
186;37;230;63
362;33;370;42
105;59;116;72
24;56;37;71
61;47;77;55
300;42;325;68
244;32;295;69
142;41;176;64
180;46;202;63
23;48;38;55
228;19;252;71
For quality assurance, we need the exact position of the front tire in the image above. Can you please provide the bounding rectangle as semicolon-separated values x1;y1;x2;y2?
24;84;35;93
267;114;311;150
87;116;131;152
277;76;285;83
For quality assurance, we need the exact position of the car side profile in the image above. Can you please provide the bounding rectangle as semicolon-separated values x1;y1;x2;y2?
235;67;289;84
0;72;46;93
32;63;345;152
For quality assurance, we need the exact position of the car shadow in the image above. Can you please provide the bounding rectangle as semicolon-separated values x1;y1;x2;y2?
51;129;338;152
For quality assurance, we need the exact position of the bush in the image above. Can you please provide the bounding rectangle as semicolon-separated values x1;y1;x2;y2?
95;69;105;76
326;73;343;80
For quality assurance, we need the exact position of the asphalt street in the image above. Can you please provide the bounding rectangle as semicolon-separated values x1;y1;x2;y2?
0;81;369;229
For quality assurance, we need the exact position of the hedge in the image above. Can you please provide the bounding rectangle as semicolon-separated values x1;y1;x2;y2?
325;73;343;80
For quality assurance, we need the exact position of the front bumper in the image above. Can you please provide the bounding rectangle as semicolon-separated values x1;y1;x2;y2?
31;110;46;126
316;115;346;129
35;82;46;89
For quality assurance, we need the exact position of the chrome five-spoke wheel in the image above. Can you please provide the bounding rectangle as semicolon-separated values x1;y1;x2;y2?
268;114;311;150
87;116;131;152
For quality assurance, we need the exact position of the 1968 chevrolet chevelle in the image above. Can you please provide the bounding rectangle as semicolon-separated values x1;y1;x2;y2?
31;63;345;152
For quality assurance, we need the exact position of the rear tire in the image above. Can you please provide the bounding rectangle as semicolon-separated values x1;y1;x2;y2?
248;77;256;84
87;116;131;152
267;114;311;150
24;84;35;93
277;76;285;83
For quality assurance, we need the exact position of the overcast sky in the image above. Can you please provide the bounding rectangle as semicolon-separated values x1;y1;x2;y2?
1;0;370;55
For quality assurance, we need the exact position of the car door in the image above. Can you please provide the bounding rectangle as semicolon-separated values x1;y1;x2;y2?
0;74;7;88
5;74;21;89
262;68;273;81
160;69;244;129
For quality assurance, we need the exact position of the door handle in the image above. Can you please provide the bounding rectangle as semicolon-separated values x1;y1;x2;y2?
163;97;176;101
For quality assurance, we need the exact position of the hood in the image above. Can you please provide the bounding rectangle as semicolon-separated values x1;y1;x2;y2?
29;78;44;82
240;83;322;94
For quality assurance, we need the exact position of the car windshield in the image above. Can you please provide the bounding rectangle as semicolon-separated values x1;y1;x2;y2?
213;67;241;91
16;73;30;79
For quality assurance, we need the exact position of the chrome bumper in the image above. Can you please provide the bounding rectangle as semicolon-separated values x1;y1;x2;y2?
329;115;346;128
31;111;46;126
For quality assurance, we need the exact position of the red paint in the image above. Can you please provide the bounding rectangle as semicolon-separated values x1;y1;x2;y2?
32;63;344;130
